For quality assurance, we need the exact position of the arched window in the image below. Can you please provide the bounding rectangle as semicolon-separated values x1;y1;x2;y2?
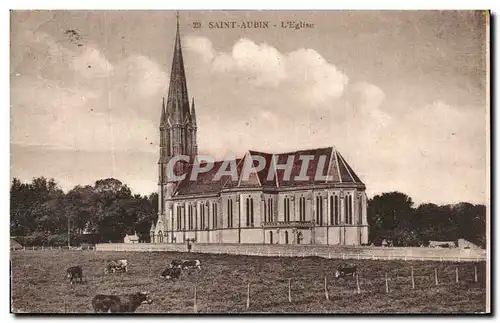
206;204;209;229
285;231;289;244
299;197;306;221
284;197;290;222
267;198;273;222
183;206;186;230
227;199;233;228
158;231;163;243
330;195;340;225
212;202;218;229
176;205;182;230
316;196;323;225
345;194;353;224
263;198;267;222
358;195;363;225
200;204;207;230
269;231;273;244
188;205;192;230
246;197;254;227
349;195;353;224
193;205;197;230
335;195;340;225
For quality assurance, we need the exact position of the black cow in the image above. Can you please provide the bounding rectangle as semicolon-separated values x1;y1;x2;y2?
169;259;202;270
66;266;83;284
334;265;357;278
91;292;153;313
160;267;181;280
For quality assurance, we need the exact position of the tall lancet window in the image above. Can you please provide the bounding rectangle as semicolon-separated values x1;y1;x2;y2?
246;197;254;227
299;197;306;221
316;196;323;226
227;199;233;228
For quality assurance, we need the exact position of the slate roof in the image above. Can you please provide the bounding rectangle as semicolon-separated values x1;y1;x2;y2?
172;147;363;197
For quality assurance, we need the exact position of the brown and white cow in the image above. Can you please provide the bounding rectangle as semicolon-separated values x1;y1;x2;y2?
169;259;201;270
104;259;128;274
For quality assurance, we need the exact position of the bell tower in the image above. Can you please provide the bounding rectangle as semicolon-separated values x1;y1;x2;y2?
155;12;198;243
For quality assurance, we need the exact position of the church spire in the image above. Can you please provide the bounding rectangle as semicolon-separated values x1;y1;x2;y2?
191;97;197;125
166;11;189;120
160;97;166;125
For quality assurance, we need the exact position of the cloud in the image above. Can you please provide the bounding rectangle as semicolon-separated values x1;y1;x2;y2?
71;47;114;79
112;54;168;97
184;36;348;103
11;28;165;154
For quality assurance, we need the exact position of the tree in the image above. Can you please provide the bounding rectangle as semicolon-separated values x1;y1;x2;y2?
368;192;416;246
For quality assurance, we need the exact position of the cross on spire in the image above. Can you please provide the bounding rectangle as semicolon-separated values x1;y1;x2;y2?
176;11;180;30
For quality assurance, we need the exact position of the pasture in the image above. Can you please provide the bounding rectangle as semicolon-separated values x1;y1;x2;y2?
10;250;486;314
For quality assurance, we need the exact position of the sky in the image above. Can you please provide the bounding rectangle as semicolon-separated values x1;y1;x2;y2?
10;10;488;205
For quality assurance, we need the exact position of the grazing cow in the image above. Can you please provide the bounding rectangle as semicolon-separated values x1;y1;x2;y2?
91;292;153;313
334;265;357;278
104;259;128;274
181;259;202;270
160;267;182;280
169;259;202;270
168;260;184;269
66;266;83;284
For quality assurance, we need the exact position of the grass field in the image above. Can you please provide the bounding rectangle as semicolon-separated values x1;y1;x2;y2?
10;250;487;314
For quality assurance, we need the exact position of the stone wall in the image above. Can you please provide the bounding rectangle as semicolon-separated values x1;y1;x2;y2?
95;243;487;262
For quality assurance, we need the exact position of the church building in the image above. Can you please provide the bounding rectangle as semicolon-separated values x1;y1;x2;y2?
151;16;369;246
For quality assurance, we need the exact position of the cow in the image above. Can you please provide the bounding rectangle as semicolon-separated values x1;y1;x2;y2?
160;267;182;280
104;259;128;274
168;260;184;269
169;259;202;270
334;265;357;278
66;266;83;284
91;292;153;313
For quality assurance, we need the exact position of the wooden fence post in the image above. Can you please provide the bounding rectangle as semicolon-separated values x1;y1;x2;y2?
324;277;329;300
435;268;439;286
247;282;250;309
455;267;459;284
356;273;361;294
288;278;292;303
411;266;415;289
193;286;198;313
385;273;389;294
474;265;478;283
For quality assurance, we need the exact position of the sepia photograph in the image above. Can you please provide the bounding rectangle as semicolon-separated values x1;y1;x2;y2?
9;9;489;314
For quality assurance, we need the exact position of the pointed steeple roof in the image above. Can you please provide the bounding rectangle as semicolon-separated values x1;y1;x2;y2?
160;97;166;126
166;12;190;119
190;97;196;125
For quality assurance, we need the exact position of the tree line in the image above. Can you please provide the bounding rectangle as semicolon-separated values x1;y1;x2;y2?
368;192;486;248
10;177;486;248
10;177;157;246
